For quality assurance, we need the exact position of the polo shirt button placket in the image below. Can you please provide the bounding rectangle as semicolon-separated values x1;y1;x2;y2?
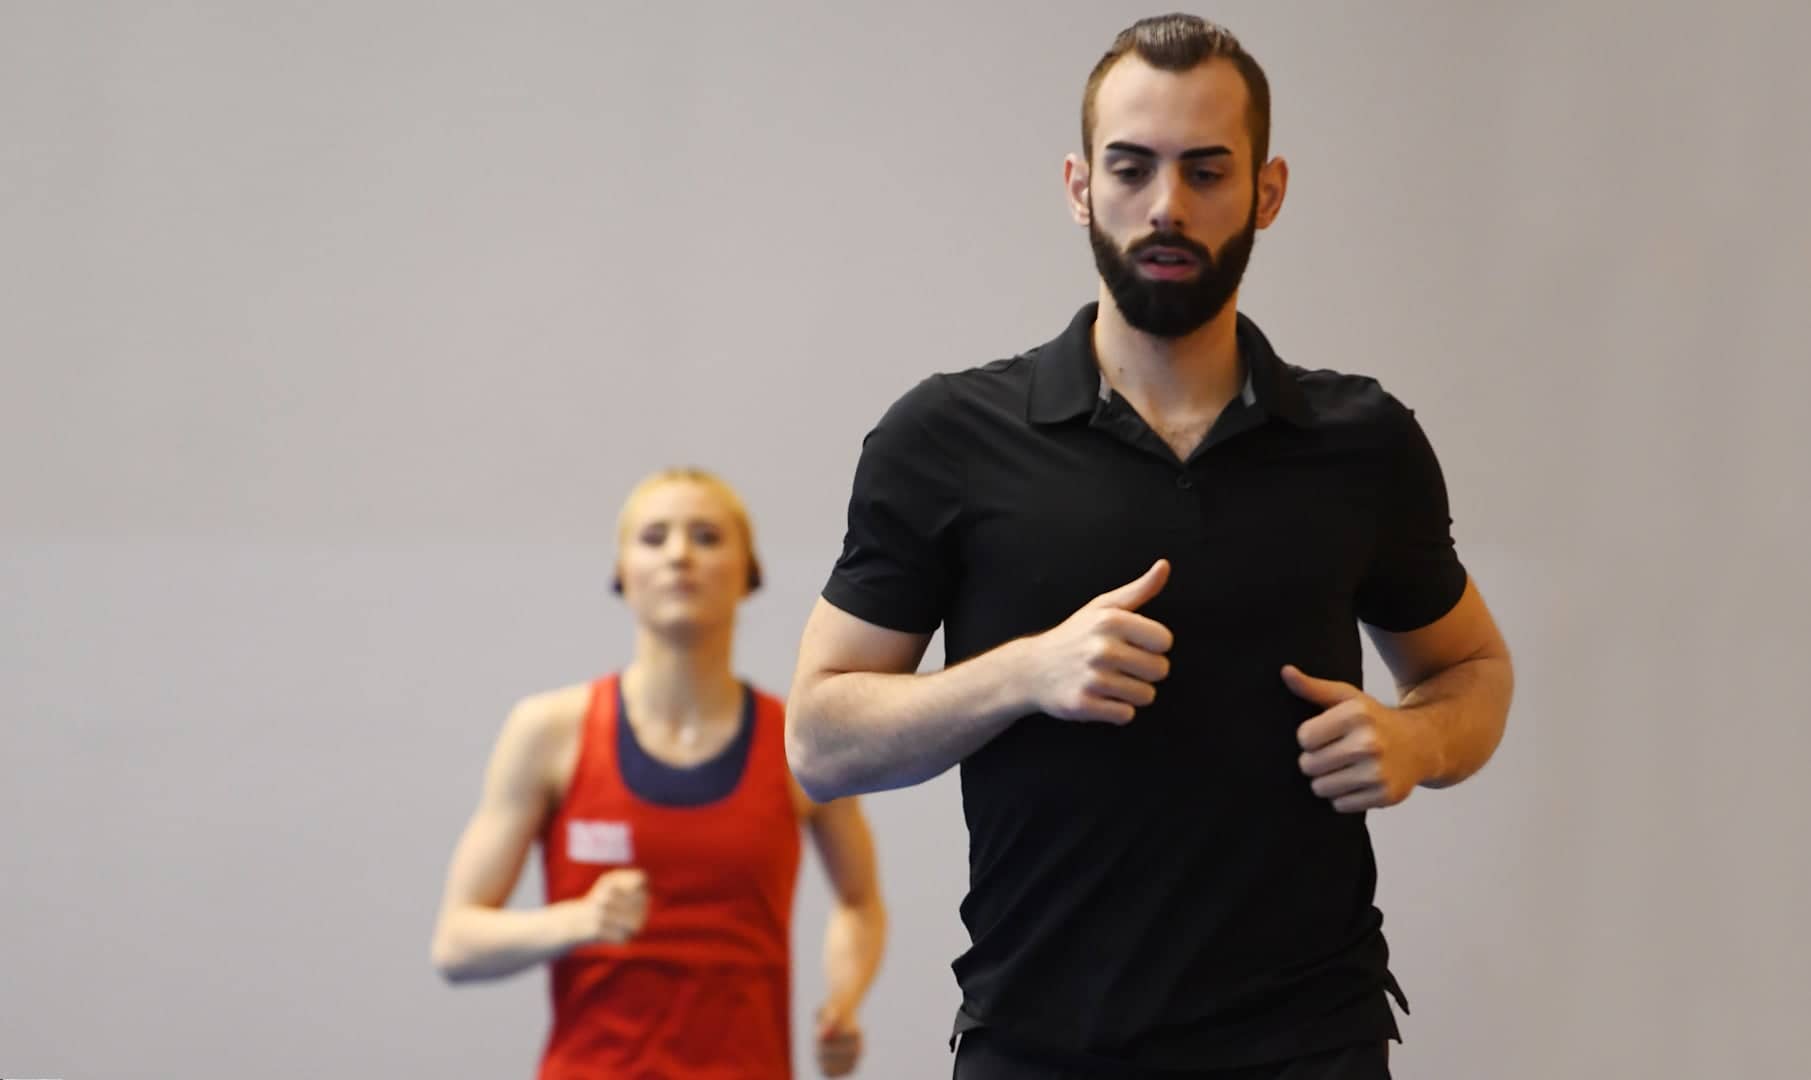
1177;467;1210;533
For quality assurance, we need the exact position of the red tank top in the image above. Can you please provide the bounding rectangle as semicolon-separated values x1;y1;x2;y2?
538;675;802;1079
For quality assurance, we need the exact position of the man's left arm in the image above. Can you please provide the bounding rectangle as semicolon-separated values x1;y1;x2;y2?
1368;578;1513;788
1283;395;1513;811
1282;579;1513;811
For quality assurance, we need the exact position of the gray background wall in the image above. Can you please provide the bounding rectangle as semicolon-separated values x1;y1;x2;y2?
3;2;1807;1077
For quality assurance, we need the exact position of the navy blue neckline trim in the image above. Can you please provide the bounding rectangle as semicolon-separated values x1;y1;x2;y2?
615;681;756;808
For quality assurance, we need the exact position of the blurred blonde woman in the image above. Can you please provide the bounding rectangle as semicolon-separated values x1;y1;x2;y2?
433;468;887;1078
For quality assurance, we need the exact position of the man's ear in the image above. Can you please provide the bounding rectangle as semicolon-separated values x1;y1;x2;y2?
1064;153;1092;226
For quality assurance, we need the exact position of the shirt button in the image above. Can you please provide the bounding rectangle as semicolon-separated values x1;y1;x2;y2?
1176;473;1194;489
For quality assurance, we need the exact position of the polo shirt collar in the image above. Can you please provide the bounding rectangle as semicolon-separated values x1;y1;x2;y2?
1026;303;1314;427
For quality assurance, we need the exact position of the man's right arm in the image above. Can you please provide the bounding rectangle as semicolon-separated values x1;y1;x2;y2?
786;561;1175;802
794;375;1175;800
785;600;1037;800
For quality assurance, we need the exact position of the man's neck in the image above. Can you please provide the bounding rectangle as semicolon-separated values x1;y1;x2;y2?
1091;289;1245;423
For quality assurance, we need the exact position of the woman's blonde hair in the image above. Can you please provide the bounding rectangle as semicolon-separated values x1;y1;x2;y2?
611;467;763;594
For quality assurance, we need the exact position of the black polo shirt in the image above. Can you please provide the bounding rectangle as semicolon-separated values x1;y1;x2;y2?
823;303;1468;1072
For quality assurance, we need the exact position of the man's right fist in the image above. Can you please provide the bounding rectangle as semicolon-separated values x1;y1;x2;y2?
1023;559;1175;725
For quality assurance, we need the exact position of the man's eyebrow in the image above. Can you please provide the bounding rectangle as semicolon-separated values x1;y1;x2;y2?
1102;140;1234;161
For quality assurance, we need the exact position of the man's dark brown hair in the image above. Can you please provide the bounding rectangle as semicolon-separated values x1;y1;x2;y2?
1081;13;1272;168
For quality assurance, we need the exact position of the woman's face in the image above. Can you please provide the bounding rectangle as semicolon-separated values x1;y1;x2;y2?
616;480;753;639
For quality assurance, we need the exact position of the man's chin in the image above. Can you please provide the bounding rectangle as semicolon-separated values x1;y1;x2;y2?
1117;298;1230;339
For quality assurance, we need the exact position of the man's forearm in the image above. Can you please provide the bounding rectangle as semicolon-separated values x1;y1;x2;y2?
1403;653;1514;788
788;639;1034;800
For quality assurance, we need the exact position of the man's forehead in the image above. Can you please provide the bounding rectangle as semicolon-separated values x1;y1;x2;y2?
1094;57;1251;152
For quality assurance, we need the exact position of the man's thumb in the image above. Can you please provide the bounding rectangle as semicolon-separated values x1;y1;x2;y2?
1095;559;1170;611
1280;664;1359;706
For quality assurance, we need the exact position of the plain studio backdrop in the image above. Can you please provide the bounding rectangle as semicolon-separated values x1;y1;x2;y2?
3;2;1807;1077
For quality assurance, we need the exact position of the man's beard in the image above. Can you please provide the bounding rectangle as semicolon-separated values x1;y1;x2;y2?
1089;201;1257;339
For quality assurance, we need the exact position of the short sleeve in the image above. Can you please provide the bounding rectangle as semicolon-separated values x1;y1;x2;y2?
1354;397;1469;633
821;376;963;634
